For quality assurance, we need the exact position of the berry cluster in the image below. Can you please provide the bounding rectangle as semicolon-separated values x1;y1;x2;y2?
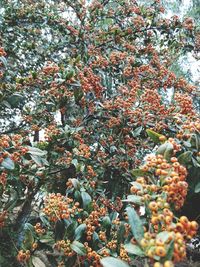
55;239;75;257
0;134;29;164
0;171;7;188
34;222;45;235
44;124;61;141
176;118;200;140
82;243;102;267
84;203;107;241
76;143;91;158
138;154;188;210
43;193;81;222
174;92;194;114
0;47;6;57
129;142;199;265
16;250;30;263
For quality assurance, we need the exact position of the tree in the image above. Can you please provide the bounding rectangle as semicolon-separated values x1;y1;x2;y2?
0;1;199;266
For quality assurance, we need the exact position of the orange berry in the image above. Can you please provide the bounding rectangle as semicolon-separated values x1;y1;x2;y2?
156;238;165;246
170;157;177;163
144;232;152;240
188;230;197;237
190;221;198;231
161;163;169;169
157;201;163;208
160;170;168;176
179;216;189;226
151;216;159;225
148;201;158;211
155;169;162;176
140;238;149;247
159;135;166;142
165;216;172;225
163;208;171;215
164;261;174;267
147;248;154;258
176;223;184;233
154;262;163;267
155;246;166;257
158;214;165;221
173;162;180;168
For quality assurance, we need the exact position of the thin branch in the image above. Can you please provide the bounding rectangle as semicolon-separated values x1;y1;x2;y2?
48;168;70;175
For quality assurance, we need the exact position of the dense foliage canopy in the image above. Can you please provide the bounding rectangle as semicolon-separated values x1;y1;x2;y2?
0;1;200;267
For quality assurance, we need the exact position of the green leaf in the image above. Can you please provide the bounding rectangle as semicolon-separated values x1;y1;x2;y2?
183;141;191;147
0;56;7;68
39;236;54;245
132;126;143;137
81;191;92;209
122;195;142;205
178;151;193;165
124;243;145;256
74;87;83;104
23;224;34;250
55;220;65;241
102;216;111;229
2;100;11;108
24;223;34;231
65;255;77;267
64;68;75;79
110;145;117;153
117;223;126;245
71;159;78;168
110;211;118;222
146;129;164;143
164;241;174;261
30;155;43;166
100;257;130;267
70;178;80;189
126;207;144;242
27;146;47;156
156;142;173;161
31;71;37;79
32;256;46;267
70;241;86;256
4;189;18;210
194;134;200;151
195;182;200;193
130;182;143;192
131;169;148;177
1;157;15;170
93;231;100;244
65;221;77;239
7;93;25;108
27;258;34;267
156;231;170;243
192;158;200;168
74;224;86;240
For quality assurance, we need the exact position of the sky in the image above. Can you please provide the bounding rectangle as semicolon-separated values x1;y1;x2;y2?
165;0;200;83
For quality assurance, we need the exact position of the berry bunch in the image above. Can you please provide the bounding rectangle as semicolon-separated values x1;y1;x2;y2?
16;250;30;263
55;239;75;257
138;154;188;209
43;193;77;222
34;222;45;235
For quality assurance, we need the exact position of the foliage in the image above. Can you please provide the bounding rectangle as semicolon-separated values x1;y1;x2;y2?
0;0;200;267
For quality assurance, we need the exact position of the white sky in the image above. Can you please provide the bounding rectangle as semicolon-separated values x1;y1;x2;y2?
165;0;199;82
